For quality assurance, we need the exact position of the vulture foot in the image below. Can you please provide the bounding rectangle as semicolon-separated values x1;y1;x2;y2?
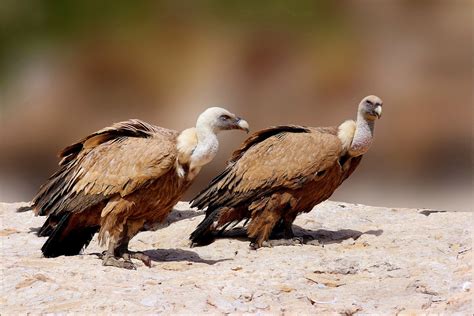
122;251;152;268
270;222;295;240
250;237;304;249
100;249;151;269
102;254;137;270
304;239;321;246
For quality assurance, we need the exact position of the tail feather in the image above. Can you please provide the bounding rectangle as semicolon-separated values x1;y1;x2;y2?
16;205;33;213
190;206;248;246
37;214;62;237
189;208;220;246
41;213;98;258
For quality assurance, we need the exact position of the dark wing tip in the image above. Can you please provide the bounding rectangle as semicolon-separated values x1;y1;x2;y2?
16;205;33;212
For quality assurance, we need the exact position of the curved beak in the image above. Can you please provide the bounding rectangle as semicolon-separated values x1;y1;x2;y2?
236;118;250;133
374;105;382;119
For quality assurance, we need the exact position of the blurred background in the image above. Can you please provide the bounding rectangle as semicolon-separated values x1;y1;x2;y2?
0;1;472;211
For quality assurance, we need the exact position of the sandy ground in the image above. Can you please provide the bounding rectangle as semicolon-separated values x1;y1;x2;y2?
1;201;472;314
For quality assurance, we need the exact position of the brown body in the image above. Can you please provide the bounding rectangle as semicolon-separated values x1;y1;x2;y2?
190;125;362;247
35;120;193;257
33;106;249;268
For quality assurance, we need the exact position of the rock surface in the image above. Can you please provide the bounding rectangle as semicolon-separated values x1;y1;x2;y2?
1;201;472;314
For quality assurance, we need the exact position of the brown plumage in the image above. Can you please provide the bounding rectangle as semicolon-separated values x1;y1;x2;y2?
190;96;383;248
33;107;249;269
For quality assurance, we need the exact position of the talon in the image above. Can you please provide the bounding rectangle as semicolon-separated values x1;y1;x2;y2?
249;242;259;250
292;237;303;244
305;240;321;246
130;252;152;268
123;260;137;270
260;238;304;247
102;255;137;270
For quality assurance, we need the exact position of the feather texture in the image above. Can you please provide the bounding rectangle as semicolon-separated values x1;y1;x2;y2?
33;119;192;257
190;125;363;247
33;106;250;264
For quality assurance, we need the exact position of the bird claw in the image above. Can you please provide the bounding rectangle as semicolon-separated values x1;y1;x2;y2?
102;255;137;270
305;239;321;246
100;249;151;269
270;237;304;247
127;251;152;268
249;242;260;250
251;237;304;249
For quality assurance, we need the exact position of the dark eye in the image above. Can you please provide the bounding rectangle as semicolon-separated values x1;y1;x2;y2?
366;99;373;106
220;115;231;120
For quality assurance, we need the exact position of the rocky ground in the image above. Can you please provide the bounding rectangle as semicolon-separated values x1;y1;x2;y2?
1;201;472;314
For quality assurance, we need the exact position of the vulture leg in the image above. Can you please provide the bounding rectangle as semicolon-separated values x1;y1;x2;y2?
102;239;136;270
270;212;298;239
264;212;304;247
263;211;316;247
113;220;152;268
249;196;300;249
248;213;281;249
248;195;286;249
101;220;151;270
115;239;152;268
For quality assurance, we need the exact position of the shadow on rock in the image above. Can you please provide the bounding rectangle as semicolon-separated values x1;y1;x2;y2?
143;209;203;231
143;248;231;265
292;225;383;244
213;226;383;246
419;209;448;216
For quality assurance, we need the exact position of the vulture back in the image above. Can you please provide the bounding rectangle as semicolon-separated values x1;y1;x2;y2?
33;119;174;217
33;119;179;257
190;124;363;245
191;125;311;211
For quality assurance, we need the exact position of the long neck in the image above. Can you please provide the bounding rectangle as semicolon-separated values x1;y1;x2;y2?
349;113;375;156
190;125;219;169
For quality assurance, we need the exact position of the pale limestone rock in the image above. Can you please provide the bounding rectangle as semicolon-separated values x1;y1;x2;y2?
0;201;472;314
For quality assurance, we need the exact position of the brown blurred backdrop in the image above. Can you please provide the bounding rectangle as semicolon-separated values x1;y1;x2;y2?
0;1;472;211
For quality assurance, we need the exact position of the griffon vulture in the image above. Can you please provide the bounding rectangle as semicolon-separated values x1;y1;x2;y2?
33;107;249;269
190;95;382;248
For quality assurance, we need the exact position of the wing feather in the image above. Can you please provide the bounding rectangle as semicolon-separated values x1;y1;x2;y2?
33;119;178;216
191;125;343;210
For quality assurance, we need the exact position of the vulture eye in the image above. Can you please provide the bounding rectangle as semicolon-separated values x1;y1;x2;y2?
366;99;373;106
220;115;231;120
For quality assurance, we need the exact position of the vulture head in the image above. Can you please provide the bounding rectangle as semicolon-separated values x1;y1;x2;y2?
178;107;249;179
196;107;250;133
348;95;383;157
359;95;383;121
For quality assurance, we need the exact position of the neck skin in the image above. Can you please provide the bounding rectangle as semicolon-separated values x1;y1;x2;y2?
349;112;375;156
190;123;219;170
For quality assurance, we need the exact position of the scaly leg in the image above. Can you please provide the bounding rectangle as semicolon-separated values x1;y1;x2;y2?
259;214;303;248
102;239;136;270
259;213;320;248
115;239;152;268
270;219;296;239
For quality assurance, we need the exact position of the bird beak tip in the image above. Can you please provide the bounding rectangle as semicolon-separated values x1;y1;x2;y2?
237;119;250;133
375;106;382;119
